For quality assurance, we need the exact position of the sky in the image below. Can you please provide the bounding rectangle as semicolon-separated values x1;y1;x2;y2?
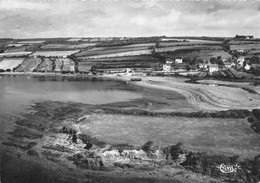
0;0;259;38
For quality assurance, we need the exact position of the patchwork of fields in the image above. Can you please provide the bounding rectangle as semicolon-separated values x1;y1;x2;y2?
0;58;24;70
31;50;80;57
0;51;32;57
75;43;155;58
41;43;96;50
16;58;42;72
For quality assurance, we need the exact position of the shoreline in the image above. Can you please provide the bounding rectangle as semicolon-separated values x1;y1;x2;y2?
1;72;260;111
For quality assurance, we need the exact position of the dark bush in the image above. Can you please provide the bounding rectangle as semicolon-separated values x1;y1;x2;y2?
142;141;154;152
0;69;5;72
252;109;260;120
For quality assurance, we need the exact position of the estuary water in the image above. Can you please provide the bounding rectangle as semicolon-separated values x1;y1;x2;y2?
0;74;192;141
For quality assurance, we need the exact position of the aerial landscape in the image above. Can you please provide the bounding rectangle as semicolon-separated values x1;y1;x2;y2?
0;0;260;183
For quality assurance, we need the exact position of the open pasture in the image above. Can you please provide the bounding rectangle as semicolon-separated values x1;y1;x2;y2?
78;62;92;72
229;40;260;45
156;45;222;53
41;43;96;50
161;38;222;44
160;49;231;60
81;114;260;158
36;58;53;72
0;58;24;70
15;58;42;72
230;43;260;51
0;51;32;57
54;59;63;72
76;44;153;57
67;38;81;42
79;50;152;59
18;40;45;44
61;58;75;72
31;50;80;57
77;55;161;62
159;41;222;47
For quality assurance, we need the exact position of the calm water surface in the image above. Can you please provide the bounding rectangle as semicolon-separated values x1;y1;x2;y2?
0;75;192;140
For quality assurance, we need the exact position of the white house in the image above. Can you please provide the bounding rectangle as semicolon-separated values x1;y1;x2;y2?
175;57;183;64
199;63;208;69
208;64;219;73
237;57;245;67
244;64;251;71
224;63;232;69
163;63;171;72
237;49;244;53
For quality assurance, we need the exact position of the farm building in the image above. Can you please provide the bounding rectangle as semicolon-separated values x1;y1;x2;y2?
199;63;208;69
163;63;171;72
209;64;219;73
244;64;251;71
235;35;254;40
224;63;232;69
175;57;183;64
237;57;245;67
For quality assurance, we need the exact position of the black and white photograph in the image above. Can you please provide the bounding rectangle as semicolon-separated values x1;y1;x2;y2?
0;0;260;182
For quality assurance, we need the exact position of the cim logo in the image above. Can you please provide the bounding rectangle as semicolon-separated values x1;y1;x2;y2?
216;163;240;173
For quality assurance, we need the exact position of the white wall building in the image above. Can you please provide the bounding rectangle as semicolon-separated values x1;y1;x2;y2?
209;64;219;73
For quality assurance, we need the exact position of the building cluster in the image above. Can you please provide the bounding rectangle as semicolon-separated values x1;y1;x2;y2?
162;56;260;74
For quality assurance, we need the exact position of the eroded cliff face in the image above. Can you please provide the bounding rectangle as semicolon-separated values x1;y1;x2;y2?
1;101;260;183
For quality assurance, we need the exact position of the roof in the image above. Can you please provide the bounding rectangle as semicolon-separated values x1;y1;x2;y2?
209;64;218;68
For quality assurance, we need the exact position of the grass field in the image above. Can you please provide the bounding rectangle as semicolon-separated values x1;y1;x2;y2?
230;43;260;51
41;43;96;50
36;58;53;72
61;58;75;72
75;43;154;57
15;58;42;72
0;58;24;70
77;50;152;59
160;49;231;60
77;55;161;62
31;50;79;57
0;52;32;57
18;41;45;44
80;114;260;158
54;59;63;72
229;40;260;45
156;45;222;53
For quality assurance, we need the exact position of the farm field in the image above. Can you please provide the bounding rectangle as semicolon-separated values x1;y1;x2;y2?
77;55;162;62
78;62;92;72
0;58;24;71
54;59;63;72
75;43;154;57
17;40;45;44
161;38;222;44
67;38;81;42
79;50;152;59
160;49;231;60
36;58;53;72
31;50;80;57
41;43;96;50
15;58;42;72
230;43;260;51
0;51;32;57
81;114;260;158
159;41;222;47
155;45;223;53
61;58;75;72
229;40;260;45
5;46;26;53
